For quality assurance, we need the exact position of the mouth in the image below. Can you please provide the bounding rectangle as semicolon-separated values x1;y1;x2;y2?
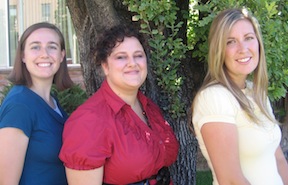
37;63;52;67
237;57;251;63
125;70;139;74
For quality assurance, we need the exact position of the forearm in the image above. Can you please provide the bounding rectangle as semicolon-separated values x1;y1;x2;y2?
216;171;251;185
275;146;288;185
277;159;288;185
201;123;251;185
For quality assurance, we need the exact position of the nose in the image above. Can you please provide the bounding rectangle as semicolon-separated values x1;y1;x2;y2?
40;47;49;57
238;41;248;52
127;57;137;66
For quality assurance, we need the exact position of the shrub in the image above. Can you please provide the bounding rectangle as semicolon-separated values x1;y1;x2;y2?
51;84;88;115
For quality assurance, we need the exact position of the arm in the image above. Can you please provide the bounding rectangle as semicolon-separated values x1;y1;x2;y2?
201;122;251;185
0;128;29;185
275;145;288;185
65;166;104;185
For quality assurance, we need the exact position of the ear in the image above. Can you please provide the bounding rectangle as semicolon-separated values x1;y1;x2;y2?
61;50;65;63
101;62;109;76
22;54;26;63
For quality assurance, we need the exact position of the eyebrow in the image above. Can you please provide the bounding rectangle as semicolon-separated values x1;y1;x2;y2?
227;32;256;39
245;32;256;36
114;50;144;54
28;41;60;46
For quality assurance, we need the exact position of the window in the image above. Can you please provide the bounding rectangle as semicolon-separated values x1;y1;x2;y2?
9;5;17;66
42;3;51;22
0;0;79;69
0;1;9;68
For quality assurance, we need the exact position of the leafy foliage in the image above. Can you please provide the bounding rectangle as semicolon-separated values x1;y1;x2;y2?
51;84;88;115
122;0;188;118
120;0;288;121
0;84;13;104
122;0;288;120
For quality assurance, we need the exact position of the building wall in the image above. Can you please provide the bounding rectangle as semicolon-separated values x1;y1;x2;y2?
23;0;58;26
10;0;58;30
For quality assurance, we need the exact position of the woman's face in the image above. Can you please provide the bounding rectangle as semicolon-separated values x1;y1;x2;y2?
102;36;147;92
224;19;259;88
22;28;65;83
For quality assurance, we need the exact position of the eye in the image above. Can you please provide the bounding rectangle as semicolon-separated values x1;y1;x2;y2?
245;36;255;41
31;45;40;50
116;55;126;60
227;39;236;45
48;45;58;50
135;54;144;58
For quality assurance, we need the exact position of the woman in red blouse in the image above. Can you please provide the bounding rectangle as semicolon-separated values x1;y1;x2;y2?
59;24;179;185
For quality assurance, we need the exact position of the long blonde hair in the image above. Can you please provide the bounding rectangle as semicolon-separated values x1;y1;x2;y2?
193;8;275;123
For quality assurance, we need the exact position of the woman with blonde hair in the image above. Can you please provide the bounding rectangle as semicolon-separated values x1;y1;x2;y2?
192;8;288;185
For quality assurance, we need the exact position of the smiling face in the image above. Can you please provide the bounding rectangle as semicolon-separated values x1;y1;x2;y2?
224;19;259;88
102;36;147;93
22;28;65;84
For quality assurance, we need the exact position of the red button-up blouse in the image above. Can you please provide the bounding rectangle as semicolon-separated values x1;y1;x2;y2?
59;80;179;184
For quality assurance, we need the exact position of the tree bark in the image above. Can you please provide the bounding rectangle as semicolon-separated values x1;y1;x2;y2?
66;0;122;95
67;0;204;184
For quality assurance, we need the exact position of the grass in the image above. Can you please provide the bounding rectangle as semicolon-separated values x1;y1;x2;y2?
196;170;213;185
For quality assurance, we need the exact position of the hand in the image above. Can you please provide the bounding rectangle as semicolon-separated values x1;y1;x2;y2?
155;167;171;185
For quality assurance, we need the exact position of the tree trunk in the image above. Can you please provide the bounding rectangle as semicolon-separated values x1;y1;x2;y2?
67;0;204;184
66;0;121;95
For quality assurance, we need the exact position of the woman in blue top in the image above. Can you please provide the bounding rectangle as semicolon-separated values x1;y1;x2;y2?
0;22;73;185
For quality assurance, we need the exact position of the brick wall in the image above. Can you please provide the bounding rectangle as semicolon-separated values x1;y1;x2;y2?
0;65;85;92
66;65;85;89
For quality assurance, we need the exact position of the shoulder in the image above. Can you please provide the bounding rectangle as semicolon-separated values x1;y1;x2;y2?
1;85;32;111
0;87;35;136
69;92;108;116
64;91;113;131
192;84;239;126
2;85;34;104
202;84;231;93
195;84;237;105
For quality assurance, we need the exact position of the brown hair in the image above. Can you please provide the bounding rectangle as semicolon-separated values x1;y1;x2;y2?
8;22;73;91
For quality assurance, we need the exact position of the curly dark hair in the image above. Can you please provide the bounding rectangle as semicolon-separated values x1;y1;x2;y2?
95;24;147;66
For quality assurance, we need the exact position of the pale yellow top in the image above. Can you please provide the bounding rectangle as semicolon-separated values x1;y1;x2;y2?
193;82;283;185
